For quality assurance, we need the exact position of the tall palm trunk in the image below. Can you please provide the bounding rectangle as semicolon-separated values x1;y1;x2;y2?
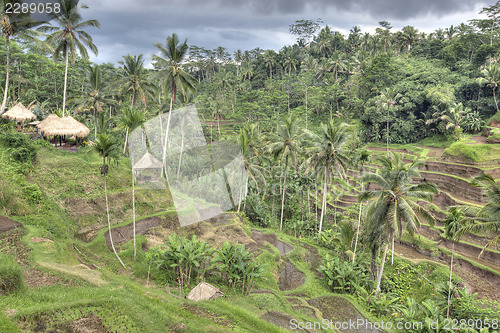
94;110;98;139
447;242;455;318
386;105;390;156
391;235;395;265
279;159;288;232
132;167;136;260
1;35;10;115
318;164;329;235
105;173;126;268
493;88;499;113
176;123;185;177
123;127;129;155
375;242;389;294
353;184;364;262
62;47;69;117
161;86;176;180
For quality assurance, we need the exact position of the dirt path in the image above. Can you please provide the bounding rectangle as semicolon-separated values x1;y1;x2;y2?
0;215;22;233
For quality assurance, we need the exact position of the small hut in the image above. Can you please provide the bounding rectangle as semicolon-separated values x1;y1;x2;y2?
133;152;163;183
37;115;90;147
1;103;37;129
186;282;223;301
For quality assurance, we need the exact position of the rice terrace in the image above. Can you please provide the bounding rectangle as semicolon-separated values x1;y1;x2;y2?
1;0;500;332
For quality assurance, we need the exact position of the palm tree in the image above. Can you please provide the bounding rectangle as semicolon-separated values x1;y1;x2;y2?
360;153;438;294
73;65;116;138
328;51;348;80
458;174;500;255
39;0;100;116
267;114;304;231
94;133;126;268
263;50;277;79
235;124;267;212
0;0;44;114
443;207;468;318
118;107;147;154
152;33;197;177
400;26;419;52
302;121;351;236
377;88;401;155
429;102;469;140
477;63;500;113
117;54;154;109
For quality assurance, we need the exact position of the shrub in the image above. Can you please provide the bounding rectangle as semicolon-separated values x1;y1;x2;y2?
318;254;370;294
149;234;213;289
211;240;265;296
0;254;23;295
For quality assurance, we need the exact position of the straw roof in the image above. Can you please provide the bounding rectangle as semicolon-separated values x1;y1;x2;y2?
38;115;90;138
186;282;223;301
1;103;36;122
36;114;60;131
133;152;163;170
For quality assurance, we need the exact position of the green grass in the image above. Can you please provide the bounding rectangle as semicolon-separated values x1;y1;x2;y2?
443;142;500;162
417;134;456;148
0;254;23;295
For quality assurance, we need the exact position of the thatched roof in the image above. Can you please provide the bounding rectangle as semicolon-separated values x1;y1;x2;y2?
1;103;36;122
186;282;223;301
38;115;90;138
133;152;163;170
36;114;60;131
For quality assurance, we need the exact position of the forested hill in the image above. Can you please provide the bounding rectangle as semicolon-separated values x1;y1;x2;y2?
1;6;500;144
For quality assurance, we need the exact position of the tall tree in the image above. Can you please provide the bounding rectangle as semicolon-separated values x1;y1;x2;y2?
94;133;126;268
377;88;401;155
477;63;500;113
74;65;116;138
459;174;500;255
0;0;44;114
117;54;153;109
302;121;351;235
267;114;304;232
360;153;438;294
39;0;100;116
152;33;197;176
118;107;147;154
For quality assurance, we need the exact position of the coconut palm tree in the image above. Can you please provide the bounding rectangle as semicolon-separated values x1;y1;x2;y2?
377;88;401;155
477;63;500;113
443;207;468;318
117;54;154;109
118;107;147;154
152;33;197;177
458;174;500;255
39;0;100;116
73;65;116;138
94;133;126;268
0;0;45;114
302;121;351;236
360;153;438;294
267;114;304;231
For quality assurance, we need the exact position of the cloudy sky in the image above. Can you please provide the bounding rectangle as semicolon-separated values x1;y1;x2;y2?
82;0;494;66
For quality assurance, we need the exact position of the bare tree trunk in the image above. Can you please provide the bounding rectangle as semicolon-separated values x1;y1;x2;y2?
375;242;389;294
386;106;390;156
161;92;175;180
353;184;363;262
132;164;136;260
391;235;395;265
318;166;328;235
493;88;499;113
62;47;69;117
105;174;126;268
1;35;10;115
123;128;129;154
280;161;288;232
447;242;455;318
176;125;185;176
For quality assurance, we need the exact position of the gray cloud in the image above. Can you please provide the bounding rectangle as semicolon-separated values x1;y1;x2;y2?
83;0;492;65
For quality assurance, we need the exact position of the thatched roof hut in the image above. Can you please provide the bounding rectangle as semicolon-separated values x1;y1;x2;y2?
1;103;36;122
36;114;60;132
186;282;223;301
38;115;90;138
133;152;163;171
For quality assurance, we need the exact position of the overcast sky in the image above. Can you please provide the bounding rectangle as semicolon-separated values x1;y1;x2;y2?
82;0;494;66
